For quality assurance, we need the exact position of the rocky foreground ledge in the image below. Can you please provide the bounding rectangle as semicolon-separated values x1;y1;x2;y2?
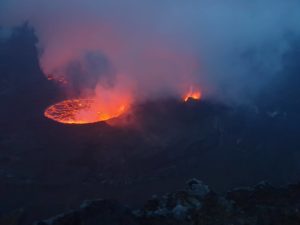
3;179;300;225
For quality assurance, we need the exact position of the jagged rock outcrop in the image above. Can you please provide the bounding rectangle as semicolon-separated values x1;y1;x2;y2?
32;179;300;225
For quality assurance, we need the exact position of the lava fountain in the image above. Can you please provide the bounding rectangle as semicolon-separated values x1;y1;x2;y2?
44;98;128;124
183;86;202;102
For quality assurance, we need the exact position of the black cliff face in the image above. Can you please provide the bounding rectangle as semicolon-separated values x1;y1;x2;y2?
0;26;300;225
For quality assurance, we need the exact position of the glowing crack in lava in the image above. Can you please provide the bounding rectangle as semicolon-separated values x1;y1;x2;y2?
44;99;127;124
183;86;202;102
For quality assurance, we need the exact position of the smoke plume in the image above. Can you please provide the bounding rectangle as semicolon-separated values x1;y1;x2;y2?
1;0;300;104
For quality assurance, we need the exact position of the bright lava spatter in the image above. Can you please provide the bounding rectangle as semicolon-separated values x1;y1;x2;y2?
44;99;126;124
183;86;202;102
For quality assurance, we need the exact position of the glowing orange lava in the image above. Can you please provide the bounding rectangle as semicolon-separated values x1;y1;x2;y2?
183;86;202;102
46;74;68;85
44;99;128;124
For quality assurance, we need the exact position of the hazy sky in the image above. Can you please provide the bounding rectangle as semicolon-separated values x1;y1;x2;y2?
1;0;300;103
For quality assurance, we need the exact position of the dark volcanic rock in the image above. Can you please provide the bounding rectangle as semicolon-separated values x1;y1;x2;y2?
33;179;300;225
2;24;300;225
0;208;25;225
34;199;137;225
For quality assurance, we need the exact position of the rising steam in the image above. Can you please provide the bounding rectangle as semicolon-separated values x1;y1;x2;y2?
1;0;300;104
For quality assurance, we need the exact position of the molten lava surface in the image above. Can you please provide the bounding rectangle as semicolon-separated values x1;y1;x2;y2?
183;86;202;102
44;99;127;124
